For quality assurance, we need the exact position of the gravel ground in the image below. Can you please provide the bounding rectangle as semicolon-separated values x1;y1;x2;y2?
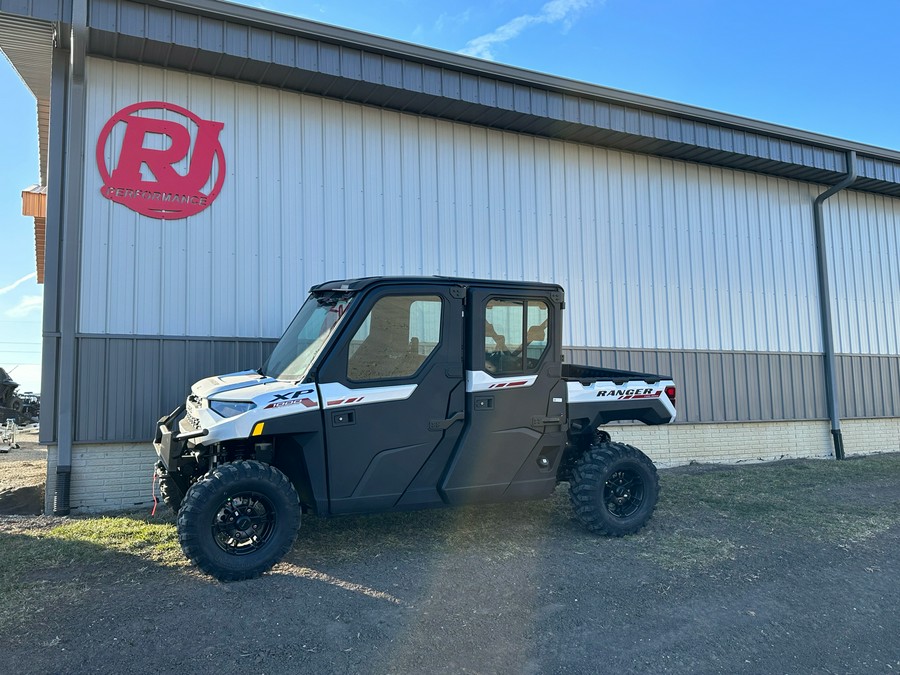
0;431;45;515
1;455;899;674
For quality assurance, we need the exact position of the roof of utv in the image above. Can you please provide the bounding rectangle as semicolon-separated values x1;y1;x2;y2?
310;276;564;295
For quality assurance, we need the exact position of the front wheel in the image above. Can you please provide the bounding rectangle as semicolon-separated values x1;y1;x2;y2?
177;460;301;581
569;441;659;536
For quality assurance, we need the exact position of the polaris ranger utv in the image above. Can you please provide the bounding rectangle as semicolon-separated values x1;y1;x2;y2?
154;277;676;580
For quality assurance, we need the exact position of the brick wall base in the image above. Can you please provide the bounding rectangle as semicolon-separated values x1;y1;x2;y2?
43;418;900;513
611;418;900;468
45;443;158;514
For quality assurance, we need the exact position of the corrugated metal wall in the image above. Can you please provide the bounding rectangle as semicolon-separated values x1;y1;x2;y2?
826;190;900;355
81;57;841;354
71;58;900;443
74;336;276;442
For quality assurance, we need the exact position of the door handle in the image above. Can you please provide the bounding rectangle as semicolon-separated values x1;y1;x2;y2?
531;414;566;428
428;411;465;431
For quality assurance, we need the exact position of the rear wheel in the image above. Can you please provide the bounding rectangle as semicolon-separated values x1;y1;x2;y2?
569;441;659;536
177;460;301;581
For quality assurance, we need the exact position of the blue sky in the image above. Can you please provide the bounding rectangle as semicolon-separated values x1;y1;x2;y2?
2;0;900;393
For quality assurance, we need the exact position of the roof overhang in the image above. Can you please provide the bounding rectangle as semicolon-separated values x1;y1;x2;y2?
0;14;53;185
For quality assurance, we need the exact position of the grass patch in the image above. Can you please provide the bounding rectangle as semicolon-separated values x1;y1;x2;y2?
658;454;900;544
637;533;737;571
48;514;181;564
0;512;181;632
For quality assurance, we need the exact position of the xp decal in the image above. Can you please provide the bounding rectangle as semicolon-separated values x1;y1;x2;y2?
264;389;318;409
96;101;226;220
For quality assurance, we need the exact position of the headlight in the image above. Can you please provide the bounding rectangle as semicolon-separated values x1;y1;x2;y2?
209;400;256;418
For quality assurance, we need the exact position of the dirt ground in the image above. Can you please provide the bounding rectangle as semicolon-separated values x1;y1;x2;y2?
0;430;46;515
1;453;899;674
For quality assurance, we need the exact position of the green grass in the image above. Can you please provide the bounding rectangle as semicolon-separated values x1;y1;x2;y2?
48;514;181;562
0;513;182;631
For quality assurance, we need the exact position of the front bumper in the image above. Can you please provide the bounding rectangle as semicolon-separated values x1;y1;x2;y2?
153;405;208;470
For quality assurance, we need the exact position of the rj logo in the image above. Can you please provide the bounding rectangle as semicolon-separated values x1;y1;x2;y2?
96;101;226;220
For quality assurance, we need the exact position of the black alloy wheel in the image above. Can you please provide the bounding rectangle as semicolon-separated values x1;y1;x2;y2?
603;468;645;518
177;460;301;581
569;441;659;536
212;492;278;555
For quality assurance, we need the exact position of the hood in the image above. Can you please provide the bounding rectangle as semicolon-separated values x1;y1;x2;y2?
190;370;277;400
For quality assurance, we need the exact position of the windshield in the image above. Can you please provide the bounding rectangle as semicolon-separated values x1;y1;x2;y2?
262;293;354;380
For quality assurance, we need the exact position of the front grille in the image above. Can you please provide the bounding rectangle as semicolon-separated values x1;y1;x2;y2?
185;394;202;430
186;412;201;430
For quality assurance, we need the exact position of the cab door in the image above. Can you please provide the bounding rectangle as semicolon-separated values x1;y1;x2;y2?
440;287;567;504
316;285;464;514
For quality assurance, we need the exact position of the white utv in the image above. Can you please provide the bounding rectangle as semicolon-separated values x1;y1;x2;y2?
154;277;677;581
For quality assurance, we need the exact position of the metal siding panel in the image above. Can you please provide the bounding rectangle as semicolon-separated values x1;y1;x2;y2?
837;355;853;418
145;5;172;44
421;64;441;96
90;0;117;31
195;16;224;55
73;337;283;443
340;46;361;81
75;338;107;442
318;41;340;75
257;86;284;336
679;351;697;422
740;353;758;420
827;190;900;356
221;22;248;59
360;51;382;84
244;27;269;65
105;339;134;440
79;58;900;368
272;33;297;68
870;356;885;417
708;354;733;420
130;339;161;441
117;0;145;38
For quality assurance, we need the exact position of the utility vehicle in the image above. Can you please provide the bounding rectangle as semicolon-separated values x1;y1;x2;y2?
153;277;677;580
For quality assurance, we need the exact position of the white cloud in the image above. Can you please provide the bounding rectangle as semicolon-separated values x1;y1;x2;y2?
436;9;472;33
5;295;43;319
460;0;593;60
0;272;36;295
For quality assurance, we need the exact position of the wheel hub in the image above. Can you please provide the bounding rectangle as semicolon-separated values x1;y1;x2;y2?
604;469;644;518
212;493;277;556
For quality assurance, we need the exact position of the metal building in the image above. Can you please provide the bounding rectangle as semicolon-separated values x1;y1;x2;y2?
2;0;900;513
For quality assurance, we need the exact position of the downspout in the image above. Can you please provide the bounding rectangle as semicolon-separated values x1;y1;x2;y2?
812;150;856;461
53;0;88;514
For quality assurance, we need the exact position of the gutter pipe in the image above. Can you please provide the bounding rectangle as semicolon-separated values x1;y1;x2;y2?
53;0;87;514
812;150;857;461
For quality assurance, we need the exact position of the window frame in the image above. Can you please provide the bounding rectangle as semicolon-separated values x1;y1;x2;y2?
482;296;551;377
344;292;446;384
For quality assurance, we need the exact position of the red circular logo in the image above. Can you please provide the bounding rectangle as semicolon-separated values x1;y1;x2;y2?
96;101;226;220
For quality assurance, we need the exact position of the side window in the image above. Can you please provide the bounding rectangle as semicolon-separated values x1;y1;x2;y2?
347;295;442;381
484;298;549;375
